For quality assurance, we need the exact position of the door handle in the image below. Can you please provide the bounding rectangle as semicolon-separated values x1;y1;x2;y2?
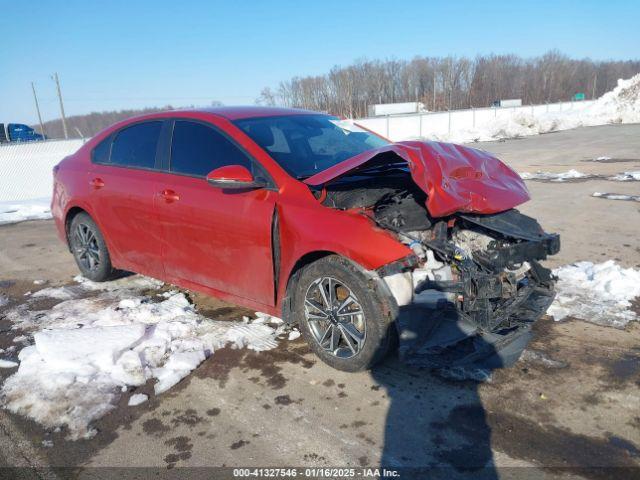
89;177;105;189
160;189;180;203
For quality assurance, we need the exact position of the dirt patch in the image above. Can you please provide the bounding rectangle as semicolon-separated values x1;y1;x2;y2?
230;439;249;450
274;395;293;406
433;405;640;476
170;409;205;428
142;418;171;437
194;342;314;390
164;435;194;466
489;411;640;477
606;352;640;383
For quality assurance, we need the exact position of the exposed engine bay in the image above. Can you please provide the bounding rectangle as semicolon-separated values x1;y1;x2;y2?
314;151;560;377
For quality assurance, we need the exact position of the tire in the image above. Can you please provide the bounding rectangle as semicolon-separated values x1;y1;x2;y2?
291;255;396;372
68;212;114;282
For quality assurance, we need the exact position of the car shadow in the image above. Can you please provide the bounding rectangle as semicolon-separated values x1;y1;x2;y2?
369;305;504;479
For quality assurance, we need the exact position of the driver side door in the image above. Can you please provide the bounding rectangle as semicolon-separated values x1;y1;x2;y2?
155;119;277;307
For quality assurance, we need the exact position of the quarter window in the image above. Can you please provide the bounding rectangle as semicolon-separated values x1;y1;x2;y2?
110;122;162;169
92;136;112;164
170;121;251;177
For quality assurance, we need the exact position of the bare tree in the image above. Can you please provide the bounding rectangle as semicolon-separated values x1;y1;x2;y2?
260;51;640;116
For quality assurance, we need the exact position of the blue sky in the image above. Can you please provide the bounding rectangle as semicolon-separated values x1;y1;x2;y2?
2;0;638;123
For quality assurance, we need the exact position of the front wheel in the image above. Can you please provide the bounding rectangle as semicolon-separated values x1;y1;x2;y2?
68;212;114;282
291;255;395;372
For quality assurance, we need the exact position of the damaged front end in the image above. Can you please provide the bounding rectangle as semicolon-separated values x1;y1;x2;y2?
307;141;560;377
382;210;559;378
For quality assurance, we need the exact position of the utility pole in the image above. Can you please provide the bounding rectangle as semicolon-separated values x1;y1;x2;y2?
592;72;598;99
52;72;68;139
31;82;46;138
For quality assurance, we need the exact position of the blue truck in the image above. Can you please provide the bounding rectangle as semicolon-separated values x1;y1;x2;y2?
0;123;46;143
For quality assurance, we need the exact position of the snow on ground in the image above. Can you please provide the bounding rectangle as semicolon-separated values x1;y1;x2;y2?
0;197;52;224
427;74;640;143
518;169;640;183
608;171;640;181
127;393;148;406
592;192;640;202
0;275;286;439
519;169;596;182
0;360;19;369
548;261;640;328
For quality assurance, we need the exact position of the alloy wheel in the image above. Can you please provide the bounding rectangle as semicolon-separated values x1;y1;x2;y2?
73;223;101;271
304;276;366;358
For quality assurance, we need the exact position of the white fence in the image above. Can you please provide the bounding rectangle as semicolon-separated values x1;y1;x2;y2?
356;100;596;141
0;139;84;201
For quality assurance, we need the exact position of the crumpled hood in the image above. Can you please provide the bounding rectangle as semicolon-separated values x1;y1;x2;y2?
304;140;530;217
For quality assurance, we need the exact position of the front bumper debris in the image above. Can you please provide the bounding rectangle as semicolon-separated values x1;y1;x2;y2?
396;268;555;377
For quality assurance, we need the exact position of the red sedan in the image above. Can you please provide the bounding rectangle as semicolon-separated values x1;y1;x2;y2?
52;107;559;372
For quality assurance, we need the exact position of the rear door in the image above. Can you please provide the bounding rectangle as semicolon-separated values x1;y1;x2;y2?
155;119;277;306
88;121;167;277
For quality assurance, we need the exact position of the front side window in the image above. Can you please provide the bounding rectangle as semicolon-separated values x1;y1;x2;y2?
170;120;251;176
234;115;388;179
110;121;162;169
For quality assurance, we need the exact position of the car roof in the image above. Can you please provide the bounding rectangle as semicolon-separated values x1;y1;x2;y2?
94;106;330;141
123;106;325;124
198;106;325;120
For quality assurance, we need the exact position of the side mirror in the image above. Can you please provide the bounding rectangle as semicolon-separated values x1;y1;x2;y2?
206;165;266;190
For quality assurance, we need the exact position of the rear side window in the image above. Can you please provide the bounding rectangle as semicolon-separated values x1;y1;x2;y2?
110;122;162;169
170;120;250;176
92;136;111;163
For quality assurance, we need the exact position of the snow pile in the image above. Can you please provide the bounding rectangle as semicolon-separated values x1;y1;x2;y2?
548;261;640;328
1;275;285;439
609;171;640;181
519;169;595;182
0;198;52;224
519;169;640;183
592;192;640;202
424;74;640;143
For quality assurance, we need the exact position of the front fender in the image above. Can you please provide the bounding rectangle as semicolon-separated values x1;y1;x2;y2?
275;202;411;309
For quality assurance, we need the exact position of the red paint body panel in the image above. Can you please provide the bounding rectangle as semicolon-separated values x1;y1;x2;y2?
304;141;530;217
153;170;277;306
52;107;524;318
206;164;254;183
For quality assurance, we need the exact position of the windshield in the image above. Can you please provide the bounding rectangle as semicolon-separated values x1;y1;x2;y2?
234;115;389;179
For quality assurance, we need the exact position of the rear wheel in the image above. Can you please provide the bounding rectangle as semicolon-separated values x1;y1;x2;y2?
291;255;395;372
68;212;114;282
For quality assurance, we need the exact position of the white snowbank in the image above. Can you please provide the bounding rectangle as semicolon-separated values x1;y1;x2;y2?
592;192;640;202
519;169;595;182
548;261;640;328
519;169;640;183
0;198;52;224
609;171;640;181
1;275;286;439
424;74;640;143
